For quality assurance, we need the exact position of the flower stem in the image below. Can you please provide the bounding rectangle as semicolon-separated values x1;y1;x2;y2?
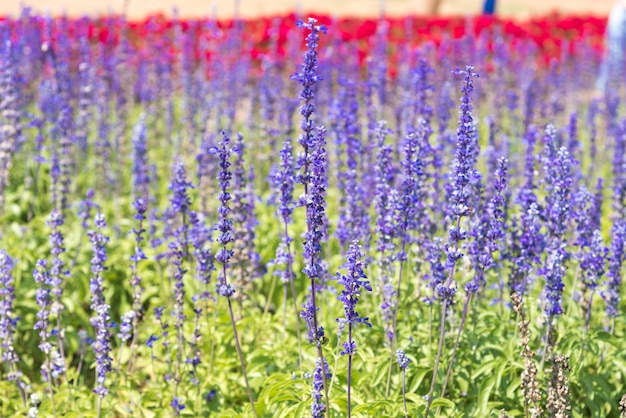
385;238;407;396
226;297;258;417
347;324;353;417
440;293;473;402
424;299;448;417
402;368;408;418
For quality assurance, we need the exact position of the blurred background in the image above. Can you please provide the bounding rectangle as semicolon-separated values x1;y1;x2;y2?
0;0;615;18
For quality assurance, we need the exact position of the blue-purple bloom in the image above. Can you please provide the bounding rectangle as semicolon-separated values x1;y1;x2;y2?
131;115;150;202
466;158;508;294
0;250;21;381
336;240;372;355
211;130;236;298
438;66;481;303
602;219;626;318
117;311;134;342
189;210;215;300
373;121;399;338
311;358;331;418
396;349;410;370
170;397;186;412
130;198;148;313
542;126;576;247
88;213;112;398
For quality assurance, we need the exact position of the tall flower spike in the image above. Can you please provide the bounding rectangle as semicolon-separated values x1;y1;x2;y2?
209;130;257;416
466;157;508;293
0;250;22;384
425;66;481;417
211;130;236;298
88;213;112;413
292;18;331;418
602;219;626;324
336;240;372;338
336;240;371;417
439;66;481;302
373;121;399;339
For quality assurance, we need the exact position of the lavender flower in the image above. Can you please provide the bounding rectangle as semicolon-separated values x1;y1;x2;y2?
425;66;481;417
311;358;332;418
466;158;508;294
335;78;369;249
170;397;186;413
77;189;97;230
373;121;399;338
131;115;150;202
396;349;410;370
293;18;331;417
230;134;261;304
88;213;112;401
0;40;23;211
602;219;626;320
130;198;148;313
542;249;567;317
189;211;215;300
0;250;21;382
210;129;257;415
117;311;134;342
543;126;576;247
336;240;373;351
47;209;67;348
439;66;481;303
541;129;576;323
211;130;236;298
33;260;56;376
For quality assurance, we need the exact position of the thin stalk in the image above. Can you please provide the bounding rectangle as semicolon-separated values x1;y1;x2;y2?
289;275;304;370
127;319;140;374
401;368;408;418
226;297;258;417
440;293;473;400
219;231;257;417
283;221;303;368
428;301;433;350
329;329;343;394
584;290;595;334
425;299;448;417
310;274;331;418
44;352;58;418
347;324;353;418
263;272;278;316
385;236;408;396
539;320;553;372
425;216;463;416
96;395;102;418
208;300;218;375
74;349;85;387
283;283;288;328
569;265;580;303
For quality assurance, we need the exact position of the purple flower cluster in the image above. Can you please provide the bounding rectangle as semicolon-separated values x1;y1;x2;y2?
130;198;148;312
311;358;332;418
466;158;508;293
373;122;399;337
602;219;626;318
211;130;236;298
33;255;66;383
88;213;112;399
438;66;481;303
189;211;215;299
0;250;21;382
396;349;410;370
131;115;150;202
336;240;372;355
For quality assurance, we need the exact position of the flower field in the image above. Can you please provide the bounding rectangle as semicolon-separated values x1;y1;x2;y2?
0;8;625;418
